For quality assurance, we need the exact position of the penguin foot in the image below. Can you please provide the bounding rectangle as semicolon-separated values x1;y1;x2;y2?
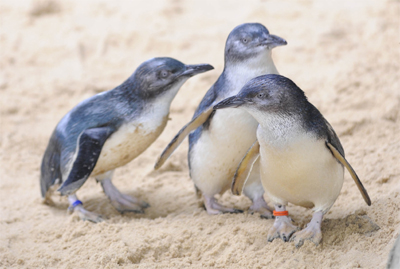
101;178;149;214
73;205;104;223
203;195;243;215
249;196;273;219
267;215;298;242
68;195;104;223
109;194;148;214
290;211;323;248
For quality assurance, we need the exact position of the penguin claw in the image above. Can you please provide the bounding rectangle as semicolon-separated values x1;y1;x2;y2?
267;215;298;243
249;208;274;219
140;201;151;209
203;195;243;215
83;215;105;223
118;208;145;214
230;209;244;214
290;211;324;248
110;199;148;214
205;206;243;215
290;224;322;248
74;206;104;223
260;214;275;219
249;196;274;219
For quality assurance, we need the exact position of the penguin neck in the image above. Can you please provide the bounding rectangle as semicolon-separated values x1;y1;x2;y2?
246;108;305;146
223;51;279;96
135;77;189;132
147;78;188;114
115;77;141;102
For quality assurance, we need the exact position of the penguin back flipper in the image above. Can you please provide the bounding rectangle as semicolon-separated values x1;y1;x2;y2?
58;126;115;196
40;132;62;198
154;107;214;169
326;142;371;206
232;140;260;196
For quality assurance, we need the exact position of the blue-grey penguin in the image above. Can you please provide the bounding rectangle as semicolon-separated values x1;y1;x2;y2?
40;57;213;222
213;74;371;247
155;23;287;217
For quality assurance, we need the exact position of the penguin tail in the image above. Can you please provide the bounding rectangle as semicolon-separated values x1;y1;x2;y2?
40;135;61;201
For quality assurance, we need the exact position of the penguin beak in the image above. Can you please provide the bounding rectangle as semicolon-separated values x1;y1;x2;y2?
180;64;214;77
260;34;287;49
214;96;246;110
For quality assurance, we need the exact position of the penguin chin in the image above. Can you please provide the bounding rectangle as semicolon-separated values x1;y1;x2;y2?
155;77;188;103
241;49;271;69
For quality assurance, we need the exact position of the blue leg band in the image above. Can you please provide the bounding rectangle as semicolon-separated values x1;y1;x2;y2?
69;200;83;210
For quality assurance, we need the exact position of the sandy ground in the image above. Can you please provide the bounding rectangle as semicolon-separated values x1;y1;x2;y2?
1;0;399;268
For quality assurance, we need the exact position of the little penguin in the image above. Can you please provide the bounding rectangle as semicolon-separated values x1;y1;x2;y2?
40;57;213;222
213;74;371;247
154;23;287;217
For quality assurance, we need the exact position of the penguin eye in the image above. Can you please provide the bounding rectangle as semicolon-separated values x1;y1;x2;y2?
257;93;264;98
160;70;170;79
241;38;249;44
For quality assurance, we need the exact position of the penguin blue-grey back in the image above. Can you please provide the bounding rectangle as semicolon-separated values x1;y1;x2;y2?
41;57;213;222
155;23;287;217
214;74;371;247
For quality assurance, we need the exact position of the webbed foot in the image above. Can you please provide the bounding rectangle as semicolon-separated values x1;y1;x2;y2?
249;196;273;219
68;195;104;223
291;211;323;248
267;205;298;242
101;178;149;214
203;195;243;215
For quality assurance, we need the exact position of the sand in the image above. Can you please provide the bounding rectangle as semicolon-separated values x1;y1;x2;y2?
1;0;399;268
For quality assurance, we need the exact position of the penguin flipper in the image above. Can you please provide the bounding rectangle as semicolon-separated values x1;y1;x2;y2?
232;140;260;196
326;142;371;206
154;107;214;169
58;126;115;195
40;133;62;198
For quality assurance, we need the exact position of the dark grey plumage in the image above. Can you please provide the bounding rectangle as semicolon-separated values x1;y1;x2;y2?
217;74;345;156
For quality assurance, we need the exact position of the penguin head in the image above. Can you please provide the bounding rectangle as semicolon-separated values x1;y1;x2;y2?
131;57;213;99
214;74;306;115
224;23;287;63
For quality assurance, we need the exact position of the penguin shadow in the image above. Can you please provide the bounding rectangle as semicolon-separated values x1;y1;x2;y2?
322;212;379;240
299;212;380;247
93;189;203;222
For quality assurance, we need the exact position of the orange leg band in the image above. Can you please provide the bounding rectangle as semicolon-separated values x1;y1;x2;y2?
273;210;289;216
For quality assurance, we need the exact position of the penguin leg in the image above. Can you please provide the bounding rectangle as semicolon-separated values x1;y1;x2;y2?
203;195;243;214
290;211;323;248
243;160;273;219
267;204;299;242
97;171;150;214
68;194;104;223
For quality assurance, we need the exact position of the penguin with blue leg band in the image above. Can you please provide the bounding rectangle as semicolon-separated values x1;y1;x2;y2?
40;57;213;222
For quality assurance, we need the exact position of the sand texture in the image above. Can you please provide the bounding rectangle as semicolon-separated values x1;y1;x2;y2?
1;0;399;268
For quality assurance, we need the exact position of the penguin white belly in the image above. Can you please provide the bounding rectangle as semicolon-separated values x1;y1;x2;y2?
92;115;168;176
258;132;344;212
190;108;258;196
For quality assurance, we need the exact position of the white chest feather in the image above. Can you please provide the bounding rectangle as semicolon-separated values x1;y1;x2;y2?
190;59;277;194
92;83;185;176
92;116;168;176
256;117;344;212
224;55;279;98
